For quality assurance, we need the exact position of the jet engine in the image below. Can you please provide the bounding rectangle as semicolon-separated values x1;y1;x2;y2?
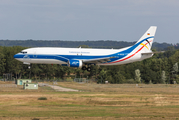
68;59;83;68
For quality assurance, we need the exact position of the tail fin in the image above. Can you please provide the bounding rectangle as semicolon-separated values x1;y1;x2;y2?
135;26;157;52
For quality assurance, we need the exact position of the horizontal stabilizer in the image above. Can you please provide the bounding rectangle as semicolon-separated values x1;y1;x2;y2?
141;51;165;55
153;51;165;53
141;52;153;55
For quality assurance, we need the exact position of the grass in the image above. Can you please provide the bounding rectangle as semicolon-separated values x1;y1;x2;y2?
1;82;179;119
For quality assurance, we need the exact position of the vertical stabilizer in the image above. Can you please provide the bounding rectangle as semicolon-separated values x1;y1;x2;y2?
135;26;157;51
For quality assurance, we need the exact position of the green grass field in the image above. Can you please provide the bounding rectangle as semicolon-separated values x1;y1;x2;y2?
1;81;179;120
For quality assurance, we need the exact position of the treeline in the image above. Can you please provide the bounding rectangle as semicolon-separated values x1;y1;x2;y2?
0;45;179;84
0;40;177;50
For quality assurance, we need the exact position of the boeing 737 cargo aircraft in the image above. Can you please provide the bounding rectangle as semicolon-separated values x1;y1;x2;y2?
14;26;157;71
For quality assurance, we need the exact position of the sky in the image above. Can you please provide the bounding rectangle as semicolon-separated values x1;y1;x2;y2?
0;0;179;44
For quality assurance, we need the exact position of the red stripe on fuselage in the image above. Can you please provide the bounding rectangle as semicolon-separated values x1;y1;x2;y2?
105;40;152;64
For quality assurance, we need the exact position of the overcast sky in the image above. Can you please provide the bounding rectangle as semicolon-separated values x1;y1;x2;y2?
0;0;179;44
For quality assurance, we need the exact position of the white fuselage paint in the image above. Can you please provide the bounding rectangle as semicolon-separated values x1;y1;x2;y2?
15;46;152;66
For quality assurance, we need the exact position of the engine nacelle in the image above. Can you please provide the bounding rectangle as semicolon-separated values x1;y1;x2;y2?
68;59;83;68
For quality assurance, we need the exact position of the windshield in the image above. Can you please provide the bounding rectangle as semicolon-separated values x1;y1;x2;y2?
20;51;27;54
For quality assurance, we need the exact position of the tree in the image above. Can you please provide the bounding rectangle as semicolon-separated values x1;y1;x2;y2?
173;63;178;74
175;75;179;84
0;47;6;75
135;69;141;83
89;65;99;79
106;75;113;83
161;71;166;84
31;64;42;80
78;45;90;48
171;63;178;83
113;72;125;84
4;46;25;79
56;65;68;79
98;69;107;83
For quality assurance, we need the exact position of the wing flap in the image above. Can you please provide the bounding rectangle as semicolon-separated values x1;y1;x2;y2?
83;57;113;64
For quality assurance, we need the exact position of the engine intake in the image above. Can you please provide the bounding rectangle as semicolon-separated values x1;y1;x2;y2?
68;60;83;68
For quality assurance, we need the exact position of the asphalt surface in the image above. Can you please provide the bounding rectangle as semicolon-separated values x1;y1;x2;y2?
38;83;79;92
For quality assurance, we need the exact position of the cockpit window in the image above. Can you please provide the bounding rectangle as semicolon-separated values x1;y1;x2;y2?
20;51;27;54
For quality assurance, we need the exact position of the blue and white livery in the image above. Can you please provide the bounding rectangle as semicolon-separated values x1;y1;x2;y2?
14;26;157;71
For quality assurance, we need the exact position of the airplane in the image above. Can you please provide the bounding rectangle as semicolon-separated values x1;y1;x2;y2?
14;26;157;71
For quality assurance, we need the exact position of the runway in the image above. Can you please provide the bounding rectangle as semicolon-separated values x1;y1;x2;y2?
38;83;79;92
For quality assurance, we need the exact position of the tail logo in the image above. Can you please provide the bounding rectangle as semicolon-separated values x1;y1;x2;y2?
140;43;149;50
146;39;151;46
140;39;152;50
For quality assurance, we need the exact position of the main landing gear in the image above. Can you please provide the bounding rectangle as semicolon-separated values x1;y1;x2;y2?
82;66;91;72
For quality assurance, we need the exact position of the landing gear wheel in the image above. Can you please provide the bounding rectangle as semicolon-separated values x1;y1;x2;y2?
87;67;91;72
82;66;86;70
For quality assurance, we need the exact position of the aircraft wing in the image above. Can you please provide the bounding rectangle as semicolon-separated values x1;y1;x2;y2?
83;57;114;64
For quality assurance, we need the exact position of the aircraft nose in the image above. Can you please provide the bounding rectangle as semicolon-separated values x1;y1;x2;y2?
14;54;19;59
